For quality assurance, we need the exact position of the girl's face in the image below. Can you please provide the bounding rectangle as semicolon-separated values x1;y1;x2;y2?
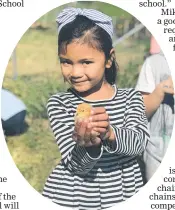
59;42;111;93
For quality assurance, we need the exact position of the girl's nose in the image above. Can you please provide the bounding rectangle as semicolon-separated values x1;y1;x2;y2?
71;65;83;78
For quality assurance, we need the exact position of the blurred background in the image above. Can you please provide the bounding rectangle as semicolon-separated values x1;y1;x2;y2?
3;1;151;193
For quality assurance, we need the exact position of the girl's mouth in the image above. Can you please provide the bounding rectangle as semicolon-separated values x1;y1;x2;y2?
71;80;87;84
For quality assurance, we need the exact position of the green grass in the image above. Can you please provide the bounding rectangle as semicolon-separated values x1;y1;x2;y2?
6;29;58;77
7;118;60;192
3;1;150;194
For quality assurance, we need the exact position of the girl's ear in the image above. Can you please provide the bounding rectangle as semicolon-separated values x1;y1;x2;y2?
105;48;115;69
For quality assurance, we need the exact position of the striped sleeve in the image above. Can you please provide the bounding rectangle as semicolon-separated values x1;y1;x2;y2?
47;95;103;175
103;90;149;156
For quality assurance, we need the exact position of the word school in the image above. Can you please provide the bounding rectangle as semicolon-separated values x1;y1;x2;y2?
0;0;24;7
139;0;166;7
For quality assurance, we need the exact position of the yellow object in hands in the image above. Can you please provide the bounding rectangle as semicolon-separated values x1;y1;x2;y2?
75;103;92;122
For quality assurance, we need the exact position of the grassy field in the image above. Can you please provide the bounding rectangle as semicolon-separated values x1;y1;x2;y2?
3;2;150;194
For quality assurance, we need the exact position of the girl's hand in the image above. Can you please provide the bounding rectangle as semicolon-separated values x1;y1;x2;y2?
89;107;115;141
72;119;101;147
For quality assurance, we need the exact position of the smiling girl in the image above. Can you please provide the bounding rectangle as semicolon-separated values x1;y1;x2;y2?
42;7;150;210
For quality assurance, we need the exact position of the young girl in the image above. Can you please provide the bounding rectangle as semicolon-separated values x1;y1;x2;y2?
42;7;149;210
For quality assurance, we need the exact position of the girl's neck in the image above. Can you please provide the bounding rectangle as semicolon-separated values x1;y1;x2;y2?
74;80;115;101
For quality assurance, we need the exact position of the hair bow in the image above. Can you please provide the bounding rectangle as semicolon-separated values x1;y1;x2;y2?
56;7;113;39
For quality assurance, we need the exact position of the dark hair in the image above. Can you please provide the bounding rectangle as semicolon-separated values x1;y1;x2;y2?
58;15;119;85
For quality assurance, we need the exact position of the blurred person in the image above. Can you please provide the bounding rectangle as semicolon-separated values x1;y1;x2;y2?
42;7;149;210
1;88;27;136
136;50;174;181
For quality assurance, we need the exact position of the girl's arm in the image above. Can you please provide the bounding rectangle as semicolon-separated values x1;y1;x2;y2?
47;95;103;176
103;90;150;156
143;77;174;118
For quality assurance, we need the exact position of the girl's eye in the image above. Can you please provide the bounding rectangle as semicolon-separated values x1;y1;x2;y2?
82;61;93;65
60;61;71;65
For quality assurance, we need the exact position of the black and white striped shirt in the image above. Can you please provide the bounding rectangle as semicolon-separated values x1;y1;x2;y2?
43;86;149;210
